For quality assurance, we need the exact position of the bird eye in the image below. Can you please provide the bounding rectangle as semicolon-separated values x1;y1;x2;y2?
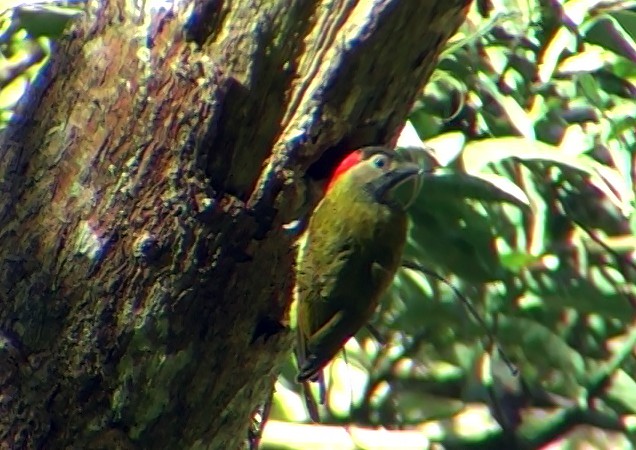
372;155;388;169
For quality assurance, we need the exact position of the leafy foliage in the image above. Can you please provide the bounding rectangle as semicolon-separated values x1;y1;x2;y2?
272;0;636;448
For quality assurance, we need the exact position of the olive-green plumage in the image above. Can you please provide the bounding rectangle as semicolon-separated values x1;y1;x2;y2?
295;147;420;388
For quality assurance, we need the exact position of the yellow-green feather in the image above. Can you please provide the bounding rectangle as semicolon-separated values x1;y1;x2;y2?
295;167;408;380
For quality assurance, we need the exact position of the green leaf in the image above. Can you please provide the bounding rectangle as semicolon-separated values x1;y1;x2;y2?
408;197;505;282
558;45;608;75
389;270;468;339
538;25;578;83
611;10;636;42
605;370;636;414
477;73;536;139
16;5;82;38
499;250;542;272
461;137;597;173
527;273;634;320
585;14;636;64
578;72;605;109
392;389;465;423
418;172;530;210
499;317;586;397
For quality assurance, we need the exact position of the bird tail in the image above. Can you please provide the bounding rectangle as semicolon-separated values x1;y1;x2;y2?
295;326;325;421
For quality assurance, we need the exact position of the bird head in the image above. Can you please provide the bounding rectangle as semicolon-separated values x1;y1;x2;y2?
325;146;422;208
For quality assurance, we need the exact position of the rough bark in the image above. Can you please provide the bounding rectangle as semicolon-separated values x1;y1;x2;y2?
0;0;469;448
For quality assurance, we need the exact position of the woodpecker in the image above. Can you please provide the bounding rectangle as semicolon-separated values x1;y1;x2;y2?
294;146;421;394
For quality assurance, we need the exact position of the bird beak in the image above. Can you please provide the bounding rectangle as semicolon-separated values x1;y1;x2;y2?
367;164;423;204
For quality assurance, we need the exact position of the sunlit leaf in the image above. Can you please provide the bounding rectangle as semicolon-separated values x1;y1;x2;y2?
477;73;536;139
558;45;607;74
499;250;541;272
605;370;636;414
461;137;600;174
538;26;578;83
426;131;465;167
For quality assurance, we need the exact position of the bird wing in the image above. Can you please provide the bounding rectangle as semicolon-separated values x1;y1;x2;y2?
296;228;385;381
295;194;404;381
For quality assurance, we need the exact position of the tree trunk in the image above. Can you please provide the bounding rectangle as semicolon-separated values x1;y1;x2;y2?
0;0;468;448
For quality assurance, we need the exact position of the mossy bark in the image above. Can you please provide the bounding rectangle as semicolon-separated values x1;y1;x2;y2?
0;0;469;448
